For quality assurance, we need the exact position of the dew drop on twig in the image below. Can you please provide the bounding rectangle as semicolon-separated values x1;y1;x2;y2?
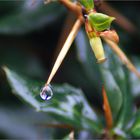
40;85;53;101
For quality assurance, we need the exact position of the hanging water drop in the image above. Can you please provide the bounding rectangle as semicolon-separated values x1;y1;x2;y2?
40;85;53;101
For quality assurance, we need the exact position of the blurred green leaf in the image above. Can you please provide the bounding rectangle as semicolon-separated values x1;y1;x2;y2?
3;67;102;133
129;110;140;138
0;0;64;34
99;48;124;119
75;29;101;95
99;47;133;129
0;46;45;78
129;56;140;97
73;29;105;110
0;1;20;16
3;67;41;110
114;65;133;129
99;47;134;137
76;30;133;129
0;107;52;139
76;30;126;121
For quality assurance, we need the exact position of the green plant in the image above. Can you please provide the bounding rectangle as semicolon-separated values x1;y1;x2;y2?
1;0;140;139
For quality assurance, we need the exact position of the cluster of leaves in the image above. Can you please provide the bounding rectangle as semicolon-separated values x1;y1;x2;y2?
0;0;140;139
3;31;140;139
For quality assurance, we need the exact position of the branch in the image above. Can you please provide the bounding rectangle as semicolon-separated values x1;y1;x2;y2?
53;12;76;62
59;0;84;22
98;1;137;34
46;19;83;85
102;86;113;129
103;37;140;78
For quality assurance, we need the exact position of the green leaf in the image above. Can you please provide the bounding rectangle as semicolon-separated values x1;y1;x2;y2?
3;67;41;110
78;0;94;10
0;1;64;34
99;47;133;129
129;110;140;138
3;67;102;133
88;13;115;31
129;56;140;97
99;48;123;120
76;30;133;129
76;29;123;121
0;107;52;139
75;29;102;100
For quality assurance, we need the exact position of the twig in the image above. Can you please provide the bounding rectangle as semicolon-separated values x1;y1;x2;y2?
59;0;83;21
103;37;140;78
46;18;83;86
98;1;137;34
53;12;76;62
102;86;113;129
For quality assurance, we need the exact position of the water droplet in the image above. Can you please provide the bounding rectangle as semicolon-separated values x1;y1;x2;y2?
40;85;53;101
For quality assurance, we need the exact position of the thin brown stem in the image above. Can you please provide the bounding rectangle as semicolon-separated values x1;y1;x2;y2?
59;0;84;21
98;1;137;34
53;12;76;62
102;86;113;129
103;37;140;78
46;19;83;86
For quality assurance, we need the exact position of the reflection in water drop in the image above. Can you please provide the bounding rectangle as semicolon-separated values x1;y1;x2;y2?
40;85;53;101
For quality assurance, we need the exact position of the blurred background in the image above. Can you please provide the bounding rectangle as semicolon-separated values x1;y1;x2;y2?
0;0;140;139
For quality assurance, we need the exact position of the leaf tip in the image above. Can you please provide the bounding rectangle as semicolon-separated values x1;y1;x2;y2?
2;65;9;73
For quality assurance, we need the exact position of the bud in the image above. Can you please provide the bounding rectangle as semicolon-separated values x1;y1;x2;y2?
100;30;119;44
85;19;106;63
89;36;106;63
88;12;115;32
78;0;94;10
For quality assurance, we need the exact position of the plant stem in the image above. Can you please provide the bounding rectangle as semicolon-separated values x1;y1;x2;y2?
59;0;84;21
53;12;76;62
46;19;83;86
98;1;137;34
103;38;140;78
102;86;113;129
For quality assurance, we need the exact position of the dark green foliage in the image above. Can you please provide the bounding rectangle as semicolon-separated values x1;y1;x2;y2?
0;0;140;139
